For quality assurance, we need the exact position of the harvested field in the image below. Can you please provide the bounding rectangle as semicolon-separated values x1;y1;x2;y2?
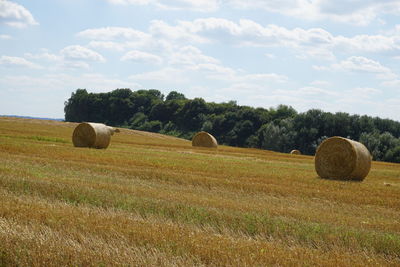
0;117;399;266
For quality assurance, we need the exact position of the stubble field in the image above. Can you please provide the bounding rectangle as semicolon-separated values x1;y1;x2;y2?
0;116;399;266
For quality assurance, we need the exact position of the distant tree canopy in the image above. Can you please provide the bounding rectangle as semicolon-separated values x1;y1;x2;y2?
65;88;400;163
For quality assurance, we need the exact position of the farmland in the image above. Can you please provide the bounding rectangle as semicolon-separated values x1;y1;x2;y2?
0;116;399;266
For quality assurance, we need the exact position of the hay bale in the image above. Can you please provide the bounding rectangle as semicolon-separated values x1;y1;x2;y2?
192;131;218;148
72;122;118;149
314;136;371;181
290;149;301;155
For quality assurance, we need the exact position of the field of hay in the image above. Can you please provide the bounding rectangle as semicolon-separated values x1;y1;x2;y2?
0;116;399;266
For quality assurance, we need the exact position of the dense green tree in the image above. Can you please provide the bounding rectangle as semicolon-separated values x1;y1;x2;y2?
257;118;295;153
65;88;400;163
360;131;399;161
129;112;147;129
166;91;186;101
138;120;162;132
177;98;209;131
64;89;90;122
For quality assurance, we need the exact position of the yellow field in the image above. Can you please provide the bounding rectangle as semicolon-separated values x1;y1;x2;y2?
0;117;399;266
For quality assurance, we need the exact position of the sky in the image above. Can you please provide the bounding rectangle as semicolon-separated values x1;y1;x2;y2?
1;0;400;120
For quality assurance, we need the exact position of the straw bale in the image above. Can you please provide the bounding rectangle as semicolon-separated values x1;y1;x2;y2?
192;131;218;148
72;122;117;149
290;149;301;155
314;136;371;181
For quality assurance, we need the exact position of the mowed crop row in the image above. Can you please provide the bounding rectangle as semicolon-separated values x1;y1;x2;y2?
0;117;399;266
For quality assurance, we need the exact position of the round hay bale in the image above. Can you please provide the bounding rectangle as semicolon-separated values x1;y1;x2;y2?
192;131;218;148
314;136;371;181
72;122;117;149
290;149;301;155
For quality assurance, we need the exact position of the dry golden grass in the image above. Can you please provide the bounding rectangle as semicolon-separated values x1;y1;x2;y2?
0;116;400;266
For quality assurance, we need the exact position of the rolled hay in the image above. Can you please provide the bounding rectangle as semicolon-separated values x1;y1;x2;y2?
192;131;218;148
290;149;301;155
72;122;118;149
315;136;372;181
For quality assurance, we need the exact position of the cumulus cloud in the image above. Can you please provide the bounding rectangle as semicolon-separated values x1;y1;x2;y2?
0;34;11;39
229;0;400;25
88;41;128;51
169;46;219;66
1;73;139;93
346;87;381;96
105;0;400;25
332;56;391;73
60;45;106;62
129;67;190;84
24;51;62;62
239;73;288;83
310;80;331;87
106;0;151;5
106;0;219;12
381;79;400;87
61;61;90;70
0;55;42;69
0;0;38;27
149;20;209;44
121;50;163;64
147;18;400;60
188;63;237;80
147;18;339;60
77;27;150;41
334;34;399;53
78;18;400;61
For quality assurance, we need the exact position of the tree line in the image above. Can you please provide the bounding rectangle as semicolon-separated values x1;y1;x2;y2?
64;88;400;163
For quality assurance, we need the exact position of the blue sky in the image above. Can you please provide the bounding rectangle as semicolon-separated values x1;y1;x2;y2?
1;0;400;120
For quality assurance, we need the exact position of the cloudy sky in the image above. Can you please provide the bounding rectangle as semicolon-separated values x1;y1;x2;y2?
1;0;400;119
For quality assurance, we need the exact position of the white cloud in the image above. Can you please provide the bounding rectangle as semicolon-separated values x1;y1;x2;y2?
314;56;397;81
229;0;400;25
310;80;331;87
0;55;42;69
274;87;338;99
106;0;219;12
61;61;90;70
381;79;400;87
182;18;400;56
79;19;400;63
60;45;106;62
297;86;338;96
313;56;397;80
146;18;338;60
187;63;237;80
240;73;288;83
106;0;151;5
24;51;62;62
149;20;209;44
102;0;400;26
332;56;391;73
1;73;139;93
77;27;150;41
346;87;381;98
312;65;329;71
104;0;400;24
121;50;163;64
0;0;38;27
149;18;337;60
376;72;398;80
334;34;399;53
129;67;190;84
88;41;128;51
168;46;219;66
0;34;11;39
